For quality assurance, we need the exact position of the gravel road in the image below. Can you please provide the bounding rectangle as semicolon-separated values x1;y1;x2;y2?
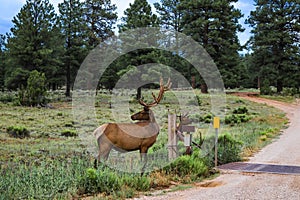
132;97;300;200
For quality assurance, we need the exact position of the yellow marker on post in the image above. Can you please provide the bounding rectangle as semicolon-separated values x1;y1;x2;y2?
213;117;220;129
214;117;220;167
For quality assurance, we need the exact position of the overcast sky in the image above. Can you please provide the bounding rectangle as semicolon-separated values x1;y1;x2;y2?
0;0;254;46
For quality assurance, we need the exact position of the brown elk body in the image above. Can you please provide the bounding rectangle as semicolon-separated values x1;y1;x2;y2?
94;78;171;173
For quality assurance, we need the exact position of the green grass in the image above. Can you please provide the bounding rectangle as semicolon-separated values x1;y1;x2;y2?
0;89;289;199
260;95;296;103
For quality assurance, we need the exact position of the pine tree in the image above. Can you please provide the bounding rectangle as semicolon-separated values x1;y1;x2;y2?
59;0;89;97
153;0;187;88
0;34;6;91
179;0;244;89
112;0;160;99
154;0;183;32
84;0;118;48
6;0;63;90
247;0;300;94
118;0;159;31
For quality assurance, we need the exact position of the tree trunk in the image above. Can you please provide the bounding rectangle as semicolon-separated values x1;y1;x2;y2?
277;80;283;93
66;63;71;97
136;87;142;100
201;83;208;94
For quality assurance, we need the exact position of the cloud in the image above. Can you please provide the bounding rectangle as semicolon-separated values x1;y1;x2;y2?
0;0;24;34
232;0;255;47
233;0;255;19
111;0;135;21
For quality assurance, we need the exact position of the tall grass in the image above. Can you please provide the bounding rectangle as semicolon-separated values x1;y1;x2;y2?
0;156;89;199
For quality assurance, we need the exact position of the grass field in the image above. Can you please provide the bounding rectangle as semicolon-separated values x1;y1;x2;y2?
0;90;288;199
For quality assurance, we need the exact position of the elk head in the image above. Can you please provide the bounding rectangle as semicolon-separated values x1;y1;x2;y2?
177;112;192;130
131;78;172;122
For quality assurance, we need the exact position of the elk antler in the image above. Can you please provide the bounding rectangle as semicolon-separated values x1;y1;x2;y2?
139;78;172;108
178;112;192;125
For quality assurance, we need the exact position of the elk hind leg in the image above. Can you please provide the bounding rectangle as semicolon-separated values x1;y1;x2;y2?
94;139;112;168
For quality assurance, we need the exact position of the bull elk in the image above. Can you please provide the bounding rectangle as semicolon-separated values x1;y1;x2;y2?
93;78;171;173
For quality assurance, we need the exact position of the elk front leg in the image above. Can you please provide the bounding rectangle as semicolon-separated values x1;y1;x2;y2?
140;147;148;176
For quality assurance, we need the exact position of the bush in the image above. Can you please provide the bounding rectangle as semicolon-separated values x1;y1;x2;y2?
225;114;252;124
190;113;213;123
233;106;248;114
164;153;209;181
61;129;78;137
79;167;121;195
0;91;17;103
202;114;213;123
282;87;299;96
225;107;251;125
78;167;152;198
18;70;47;106
122;175;151;191
7;126;30;138
217;133;243;165
189;113;202;122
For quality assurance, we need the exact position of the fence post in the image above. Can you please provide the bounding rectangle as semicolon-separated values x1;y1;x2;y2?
168;113;177;161
214;117;220;167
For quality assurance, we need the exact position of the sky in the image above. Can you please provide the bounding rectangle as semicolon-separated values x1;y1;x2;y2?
0;0;255;47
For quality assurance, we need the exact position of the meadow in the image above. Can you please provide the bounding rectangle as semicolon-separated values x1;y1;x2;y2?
0;89;288;199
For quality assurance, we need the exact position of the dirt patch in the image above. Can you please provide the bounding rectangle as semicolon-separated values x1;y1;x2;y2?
195;180;224;188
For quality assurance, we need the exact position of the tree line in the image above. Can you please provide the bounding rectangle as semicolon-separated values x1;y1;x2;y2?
0;0;299;98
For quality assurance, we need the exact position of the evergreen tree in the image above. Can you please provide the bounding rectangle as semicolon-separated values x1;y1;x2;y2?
179;0;244;89
84;0;118;48
59;0;89;97
247;0;300;94
0;34;6;91
110;0;160;99
6;0;63;90
118;0;159;31
154;0;188;88
18;70;47;106
154;0;183;32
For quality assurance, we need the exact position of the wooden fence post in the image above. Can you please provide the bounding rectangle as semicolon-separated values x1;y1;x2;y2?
168;113;177;161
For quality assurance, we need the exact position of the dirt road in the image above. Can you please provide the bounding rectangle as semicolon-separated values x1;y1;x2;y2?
134;96;300;200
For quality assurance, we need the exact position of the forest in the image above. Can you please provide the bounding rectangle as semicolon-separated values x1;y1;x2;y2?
0;0;299;102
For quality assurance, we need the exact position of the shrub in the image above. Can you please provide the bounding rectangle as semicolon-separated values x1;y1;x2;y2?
78;167;122;195
225;114;252;124
202;133;243;167
202;114;213;123
78;167;152;198
189;113;202;122
0;91;17;103
122;175;151;191
18;70;47;106
216;133;243;165
164;153;209;181
187;95;202;106
61;129;78;137
233;106;248;114
7;126;30;138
